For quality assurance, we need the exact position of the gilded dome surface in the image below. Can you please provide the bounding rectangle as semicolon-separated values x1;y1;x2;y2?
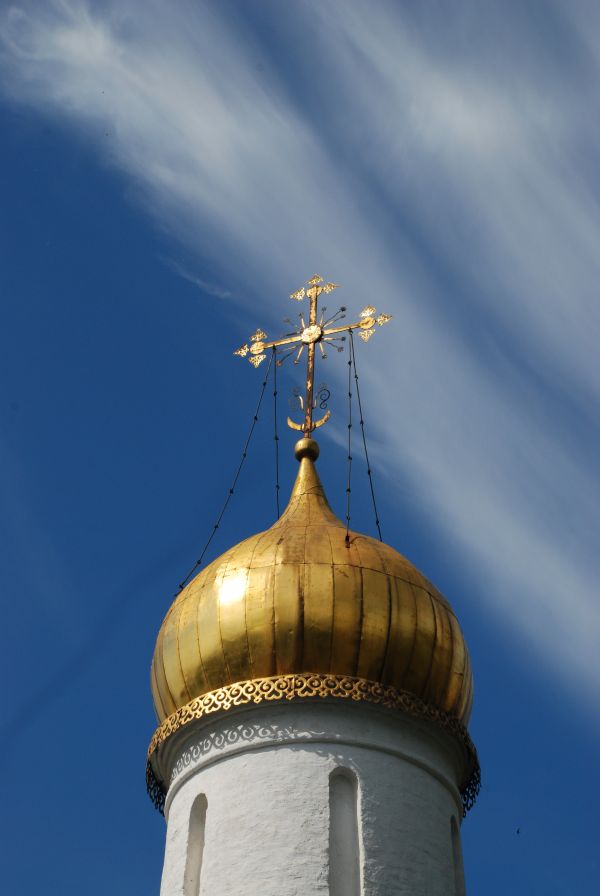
151;440;473;727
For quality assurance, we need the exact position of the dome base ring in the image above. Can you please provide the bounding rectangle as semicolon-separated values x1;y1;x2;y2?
146;672;480;817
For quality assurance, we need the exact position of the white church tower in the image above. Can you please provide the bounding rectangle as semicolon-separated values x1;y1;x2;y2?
146;278;480;895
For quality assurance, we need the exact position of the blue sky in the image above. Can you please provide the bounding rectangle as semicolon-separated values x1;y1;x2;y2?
1;1;599;892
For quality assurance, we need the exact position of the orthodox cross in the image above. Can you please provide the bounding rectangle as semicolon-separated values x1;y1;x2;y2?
234;274;392;437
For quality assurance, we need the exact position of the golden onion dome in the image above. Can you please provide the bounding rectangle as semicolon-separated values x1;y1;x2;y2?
150;438;473;728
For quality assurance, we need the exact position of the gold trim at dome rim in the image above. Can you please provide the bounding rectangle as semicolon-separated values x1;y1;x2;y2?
146;672;480;817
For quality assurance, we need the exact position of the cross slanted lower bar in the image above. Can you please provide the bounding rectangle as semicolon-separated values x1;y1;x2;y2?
234;274;392;437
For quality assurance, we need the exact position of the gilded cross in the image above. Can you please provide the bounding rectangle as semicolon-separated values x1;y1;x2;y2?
234;274;392;437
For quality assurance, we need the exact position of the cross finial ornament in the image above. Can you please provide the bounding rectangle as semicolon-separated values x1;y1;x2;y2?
234;274;392;437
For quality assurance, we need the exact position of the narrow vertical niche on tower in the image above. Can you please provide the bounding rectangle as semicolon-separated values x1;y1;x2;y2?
184;794;207;896
451;816;466;896
329;769;361;896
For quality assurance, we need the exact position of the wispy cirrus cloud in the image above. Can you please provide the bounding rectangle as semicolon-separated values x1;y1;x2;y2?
2;0;599;704
163;259;232;300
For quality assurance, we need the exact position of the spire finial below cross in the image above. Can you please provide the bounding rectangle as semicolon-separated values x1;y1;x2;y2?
234;274;392;436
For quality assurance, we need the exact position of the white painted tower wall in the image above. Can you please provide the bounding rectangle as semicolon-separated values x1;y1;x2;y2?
156;701;467;896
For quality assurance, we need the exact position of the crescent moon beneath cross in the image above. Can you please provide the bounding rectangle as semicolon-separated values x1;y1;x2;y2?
287;409;331;432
